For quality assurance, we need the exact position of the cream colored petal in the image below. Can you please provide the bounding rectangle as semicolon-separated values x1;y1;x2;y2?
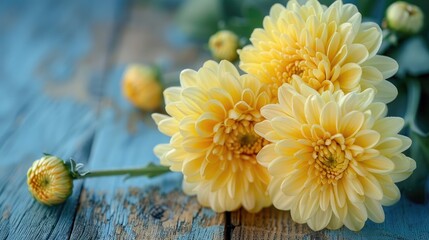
367;102;387;120
373;80;398;103
343;201;367;231
195;113;220;137
270;178;295;210
152;113;170;125
270;3;286;21
378;176;400;205
257;144;278;167
320;186;330;211
342;177;364;203
338;63;362;91
182;180;198;195
327;214;343;230
307;207;332;231
355;129;380;149
359;174;383;200
345;43;368;64
180;69;198;87
163;87;182;104
165;102;193;119
373;117;404;137
153;144;172;164
355;22;382;58
182;87;208;113
321;101;339;134
390;154;416;182
375;137;404;156
361;66;383;85
363;55;398;79
299;190;319;221
360;155;394;174
278;85;296;113
211;168;232;192
205;99;227;119
255;91;271;111
339;111;364;138
304;95;323;125
334;183;346;208
364;198;385;223
396;135;412;153
158;118;180;136
183;158;203;175
268;156;295;177
210;88;235;110
182;137;212;152
276;139;304;156
271;116;302;139
281;170;307;196
292;95;307;123
261;104;287;120
254;120;274;138
179;116;198;137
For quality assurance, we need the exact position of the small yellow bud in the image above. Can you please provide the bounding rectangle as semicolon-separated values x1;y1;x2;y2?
122;65;163;111
386;1;424;34
27;156;73;205
209;30;239;61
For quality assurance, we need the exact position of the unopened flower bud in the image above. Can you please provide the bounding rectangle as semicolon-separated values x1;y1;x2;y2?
209;30;239;61
27;156;73;205
122;65;163;111
386;1;424;34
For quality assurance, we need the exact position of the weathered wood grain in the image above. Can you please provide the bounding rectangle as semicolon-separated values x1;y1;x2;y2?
231;207;323;240
68;2;225;239
0;0;126;239
231;197;429;240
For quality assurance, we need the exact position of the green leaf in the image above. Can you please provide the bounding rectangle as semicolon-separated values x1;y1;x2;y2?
402;131;429;203
176;0;223;40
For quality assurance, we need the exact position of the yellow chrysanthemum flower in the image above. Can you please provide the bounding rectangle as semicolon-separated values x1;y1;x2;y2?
27;156;73;205
255;81;415;231
386;1;424;35
152;60;272;213
209;30;240;61
240;0;398;103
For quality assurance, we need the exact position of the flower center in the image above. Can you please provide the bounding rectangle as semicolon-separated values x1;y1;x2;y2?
311;134;350;185
276;60;304;84
213;118;268;163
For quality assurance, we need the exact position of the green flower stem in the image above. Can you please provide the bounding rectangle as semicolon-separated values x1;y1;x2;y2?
72;164;170;180
405;78;427;136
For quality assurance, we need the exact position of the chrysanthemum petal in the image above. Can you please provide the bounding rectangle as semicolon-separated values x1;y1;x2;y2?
390;154;416;182
321;101;339;133
365;198;385;223
363;55;398;79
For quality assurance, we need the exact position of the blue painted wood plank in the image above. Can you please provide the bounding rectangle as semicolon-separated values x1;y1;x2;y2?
0;0;127;239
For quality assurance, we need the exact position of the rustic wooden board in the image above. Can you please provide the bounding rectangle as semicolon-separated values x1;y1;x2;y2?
0;0;125;239
2;0;429;239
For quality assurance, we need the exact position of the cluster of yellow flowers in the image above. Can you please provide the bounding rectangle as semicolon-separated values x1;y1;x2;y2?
153;0;416;231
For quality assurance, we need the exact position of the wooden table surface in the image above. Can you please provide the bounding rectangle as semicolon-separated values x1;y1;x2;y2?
1;0;429;239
